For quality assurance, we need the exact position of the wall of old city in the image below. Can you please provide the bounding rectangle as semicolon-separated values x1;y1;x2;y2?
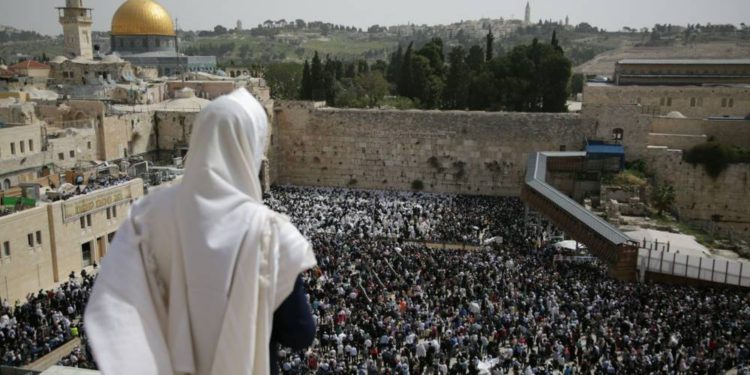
101;112;155;159
645;147;750;241
584;84;750;118
154;111;200;152
272;101;592;196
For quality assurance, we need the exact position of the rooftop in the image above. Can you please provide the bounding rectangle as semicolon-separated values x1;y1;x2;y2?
618;58;750;65
9;60;51;70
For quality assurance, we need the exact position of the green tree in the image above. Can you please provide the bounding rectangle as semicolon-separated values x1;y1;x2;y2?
387;44;403;85
417;38;445;78
264;62;303;100
356;71;390;107
310;51;325;101
485;29;494;61
444;46;470;109
410;55;443;108
300;60;312;99
466;45;485;72
570;73;584;95
398;42;414;98
652;184;676;216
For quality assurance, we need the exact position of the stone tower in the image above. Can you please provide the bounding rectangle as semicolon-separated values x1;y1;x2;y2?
57;0;93;60
524;2;531;25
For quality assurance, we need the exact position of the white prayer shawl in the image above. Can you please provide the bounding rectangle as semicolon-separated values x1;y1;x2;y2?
85;88;316;375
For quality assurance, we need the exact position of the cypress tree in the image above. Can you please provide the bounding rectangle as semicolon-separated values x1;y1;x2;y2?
310;51;325;100
300;60;312;99
387;44;403;85
398;42;414;98
485;29;494;61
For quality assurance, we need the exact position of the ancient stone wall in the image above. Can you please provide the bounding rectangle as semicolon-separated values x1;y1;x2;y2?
645;147;750;241
154;111;199;152
102;112;155;159
273;101;592;196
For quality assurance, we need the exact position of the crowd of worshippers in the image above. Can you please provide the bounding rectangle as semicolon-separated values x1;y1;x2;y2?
57;335;95;369
265;186;525;245
265;186;750;374
0;271;93;367
25;186;750;373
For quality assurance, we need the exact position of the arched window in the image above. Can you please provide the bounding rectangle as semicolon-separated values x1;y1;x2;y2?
2;179;10;191
612;128;624;141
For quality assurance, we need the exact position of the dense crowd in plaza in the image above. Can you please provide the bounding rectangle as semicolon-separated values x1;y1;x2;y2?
10;185;750;374
0;271;93;367
266;186;750;374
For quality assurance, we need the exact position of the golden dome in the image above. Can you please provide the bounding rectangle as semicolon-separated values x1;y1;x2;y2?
111;0;175;36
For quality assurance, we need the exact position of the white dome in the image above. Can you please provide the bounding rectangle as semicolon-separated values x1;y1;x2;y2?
102;53;124;63
665;111;686;119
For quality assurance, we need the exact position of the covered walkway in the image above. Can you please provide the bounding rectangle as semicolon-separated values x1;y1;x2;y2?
521;151;639;280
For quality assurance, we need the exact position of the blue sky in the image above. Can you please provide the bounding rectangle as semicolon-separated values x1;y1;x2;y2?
2;0;749;36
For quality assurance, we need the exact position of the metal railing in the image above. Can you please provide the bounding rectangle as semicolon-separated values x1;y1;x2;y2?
637;248;750;287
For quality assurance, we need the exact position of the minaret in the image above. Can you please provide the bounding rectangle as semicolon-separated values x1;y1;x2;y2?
57;0;93;60
524;2;531;25
565;15;570;27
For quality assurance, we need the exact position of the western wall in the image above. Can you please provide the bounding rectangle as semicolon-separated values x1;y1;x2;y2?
272;101;593;196
271;100;750;241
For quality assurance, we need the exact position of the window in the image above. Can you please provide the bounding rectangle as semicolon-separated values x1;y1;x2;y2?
82;242;92;267
19;141;24;153
35;231;41;245
2;241;9;257
28;139;33;152
666;97;672;106
10;143;15;155
87;141;91;149
612;128;624;141
690;98;696;107
27;233;34;247
86;214;92;227
112;206;118;218
58;153;64;160
722;98;727;107
108;232;116;243
729;98;734;108
559;145;567;151
80;216;86;229
659;97;665;106
106;207;111;220
69;150;75;158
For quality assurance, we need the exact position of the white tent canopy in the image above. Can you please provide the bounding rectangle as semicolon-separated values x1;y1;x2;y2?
553;240;586;251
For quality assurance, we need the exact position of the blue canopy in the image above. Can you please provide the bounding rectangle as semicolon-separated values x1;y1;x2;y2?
585;142;625;170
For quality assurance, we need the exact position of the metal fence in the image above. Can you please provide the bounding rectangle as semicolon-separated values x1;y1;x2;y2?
637;248;750;287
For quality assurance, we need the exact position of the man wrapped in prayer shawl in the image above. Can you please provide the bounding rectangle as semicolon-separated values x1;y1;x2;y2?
84;88;318;375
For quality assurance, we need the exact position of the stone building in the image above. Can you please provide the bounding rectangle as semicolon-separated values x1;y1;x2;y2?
0;179;143;302
48;55;133;86
614;59;750;86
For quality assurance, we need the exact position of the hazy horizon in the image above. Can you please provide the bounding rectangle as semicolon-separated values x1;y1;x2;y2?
1;0;749;36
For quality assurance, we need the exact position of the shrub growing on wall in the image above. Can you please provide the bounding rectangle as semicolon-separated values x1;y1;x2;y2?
411;179;424;190
684;142;750;178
